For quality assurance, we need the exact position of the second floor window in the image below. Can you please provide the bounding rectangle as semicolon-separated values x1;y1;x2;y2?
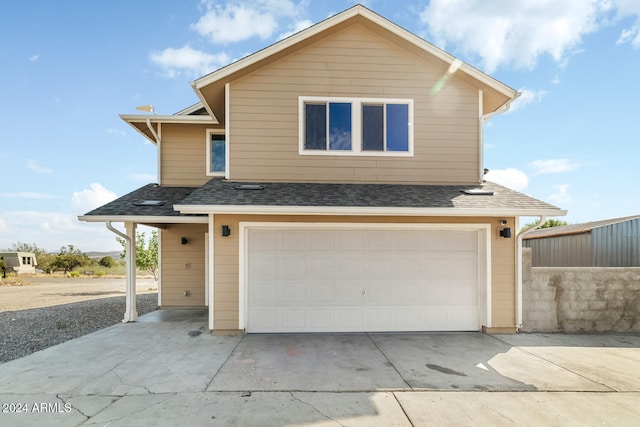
300;96;413;156
206;130;226;176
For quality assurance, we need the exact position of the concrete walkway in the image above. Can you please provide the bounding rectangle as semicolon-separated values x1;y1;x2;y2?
1;309;639;426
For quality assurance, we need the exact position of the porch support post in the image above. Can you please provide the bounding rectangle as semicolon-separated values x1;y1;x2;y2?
208;214;215;331
123;221;138;323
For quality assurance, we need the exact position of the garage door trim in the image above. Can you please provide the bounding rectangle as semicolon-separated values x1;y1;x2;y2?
238;222;492;331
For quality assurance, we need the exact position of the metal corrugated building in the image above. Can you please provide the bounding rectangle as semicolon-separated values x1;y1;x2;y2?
523;215;640;267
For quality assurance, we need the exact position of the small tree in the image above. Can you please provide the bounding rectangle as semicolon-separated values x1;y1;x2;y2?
522;218;569;232
53;245;89;273
117;230;159;281
99;256;117;268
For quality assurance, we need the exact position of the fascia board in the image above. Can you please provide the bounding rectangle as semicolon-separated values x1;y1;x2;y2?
173;205;567;218
119;114;218;125
78;215;208;224
119;114;218;144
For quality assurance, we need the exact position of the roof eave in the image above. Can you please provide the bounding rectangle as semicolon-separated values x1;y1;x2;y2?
173;205;567;217
78;215;208;224
120;114;219;144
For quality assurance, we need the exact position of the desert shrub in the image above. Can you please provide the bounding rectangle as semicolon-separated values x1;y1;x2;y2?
96;270;106;277
99;256;116;268
69;271;80;278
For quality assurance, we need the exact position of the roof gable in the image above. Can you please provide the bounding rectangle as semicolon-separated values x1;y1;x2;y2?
191;4;517;122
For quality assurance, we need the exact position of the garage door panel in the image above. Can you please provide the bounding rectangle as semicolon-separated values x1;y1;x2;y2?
248;282;279;305
308;254;337;279
365;282;393;304
279;253;307;279
249;253;277;280
310;231;335;251
337;231;366;251
279;230;307;250
392;253;424;279
392;231;422;251
337;254;365;279
366;231;393;251
247;228;481;332
308;281;335;303
364;254;392;279
448;231;478;251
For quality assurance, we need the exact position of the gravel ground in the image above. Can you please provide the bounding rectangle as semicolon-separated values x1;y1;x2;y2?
1;287;158;364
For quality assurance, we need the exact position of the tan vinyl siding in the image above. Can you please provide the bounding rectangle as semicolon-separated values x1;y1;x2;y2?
160;224;207;307
160;123;222;186
228;24;480;184
212;215;516;331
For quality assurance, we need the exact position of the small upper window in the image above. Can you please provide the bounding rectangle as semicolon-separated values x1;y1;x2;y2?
299;97;412;156
206;130;227;176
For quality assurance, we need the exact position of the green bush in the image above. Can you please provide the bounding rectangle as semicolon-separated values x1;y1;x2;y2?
96;270;106;277
99;256;117;268
69;271;80;278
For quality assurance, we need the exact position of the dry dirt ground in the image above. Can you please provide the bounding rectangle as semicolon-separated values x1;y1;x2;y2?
0;276;158;311
0;276;159;363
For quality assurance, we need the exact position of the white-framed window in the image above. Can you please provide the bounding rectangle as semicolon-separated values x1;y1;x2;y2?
206;129;227;176
299;96;413;156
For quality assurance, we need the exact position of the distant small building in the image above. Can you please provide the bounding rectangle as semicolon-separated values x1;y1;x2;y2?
523;215;640;267
0;252;38;275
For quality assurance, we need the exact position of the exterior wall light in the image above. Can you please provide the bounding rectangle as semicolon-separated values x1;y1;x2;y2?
221;225;231;237
499;228;512;238
181;237;189;245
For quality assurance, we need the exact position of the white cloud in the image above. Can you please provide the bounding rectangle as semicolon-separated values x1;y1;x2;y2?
0;192;58;200
509;88;547;113
612;0;640;48
420;0;604;73
193;0;301;43
549;184;571;204
485;168;529;191
71;183;117;215
26;159;53;174
529;158;580;175
0;210;121;252
279;19;313;40
29;54;39;62
149;45;230;78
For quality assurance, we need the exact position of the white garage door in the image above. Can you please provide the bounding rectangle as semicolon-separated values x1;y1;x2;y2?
246;227;480;333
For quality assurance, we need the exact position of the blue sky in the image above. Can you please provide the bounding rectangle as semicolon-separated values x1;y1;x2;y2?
1;0;639;252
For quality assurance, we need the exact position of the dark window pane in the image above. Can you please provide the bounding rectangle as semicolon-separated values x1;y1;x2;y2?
211;134;226;172
329;102;352;150
305;103;327;150
362;105;383;151
386;104;409;152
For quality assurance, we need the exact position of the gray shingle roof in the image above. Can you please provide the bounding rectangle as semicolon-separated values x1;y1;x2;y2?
178;179;560;212
82;184;202;218
81;180;562;219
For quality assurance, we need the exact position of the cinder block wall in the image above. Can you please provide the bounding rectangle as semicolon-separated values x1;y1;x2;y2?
522;248;640;332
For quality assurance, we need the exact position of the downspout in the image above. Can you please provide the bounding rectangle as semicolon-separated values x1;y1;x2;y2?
515;215;547;332
106;221;138;322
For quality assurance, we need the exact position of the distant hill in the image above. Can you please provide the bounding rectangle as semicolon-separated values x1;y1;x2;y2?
86;251;122;259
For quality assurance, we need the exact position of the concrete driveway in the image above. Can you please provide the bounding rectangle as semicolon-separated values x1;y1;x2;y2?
1;309;639;426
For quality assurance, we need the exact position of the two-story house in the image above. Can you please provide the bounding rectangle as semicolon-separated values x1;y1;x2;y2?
80;5;565;334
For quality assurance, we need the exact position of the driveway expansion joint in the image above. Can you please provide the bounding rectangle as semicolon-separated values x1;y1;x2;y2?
366;332;413;390
289;392;347;427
